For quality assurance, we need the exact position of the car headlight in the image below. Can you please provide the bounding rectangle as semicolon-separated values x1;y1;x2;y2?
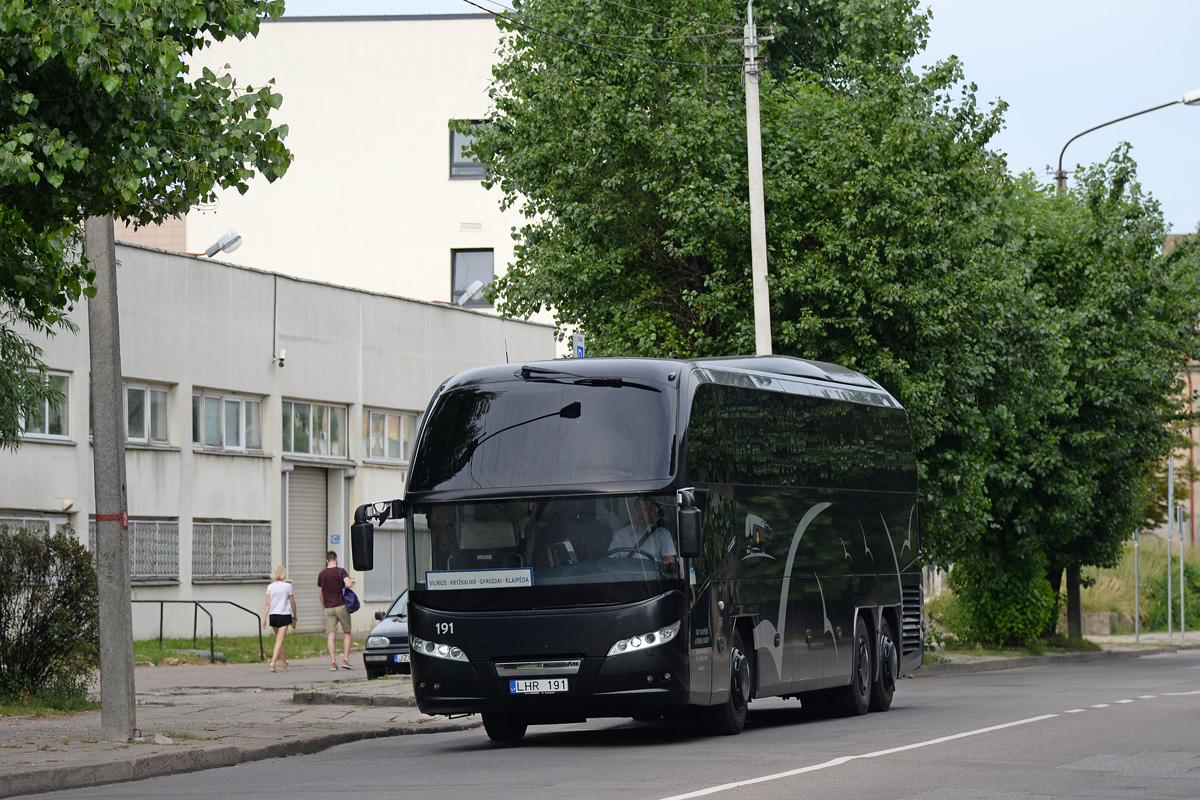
367;636;390;649
410;634;468;662
607;621;681;657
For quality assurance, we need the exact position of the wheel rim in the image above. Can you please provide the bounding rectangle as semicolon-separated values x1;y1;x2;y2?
731;645;748;707
854;634;871;696
880;633;897;692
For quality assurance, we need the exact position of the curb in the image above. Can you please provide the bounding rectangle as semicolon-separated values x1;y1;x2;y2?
0;719;481;800
913;644;1188;678
292;690;417;707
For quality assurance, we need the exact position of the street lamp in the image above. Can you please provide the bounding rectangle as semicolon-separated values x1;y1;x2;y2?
203;230;242;257
1055;88;1200;193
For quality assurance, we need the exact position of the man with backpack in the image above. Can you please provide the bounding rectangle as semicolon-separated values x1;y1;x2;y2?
317;551;356;671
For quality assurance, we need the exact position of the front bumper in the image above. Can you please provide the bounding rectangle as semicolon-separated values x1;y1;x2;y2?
363;647;411;675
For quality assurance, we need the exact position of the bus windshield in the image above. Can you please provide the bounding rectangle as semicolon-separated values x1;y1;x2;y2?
407;378;676;493
409;494;683;610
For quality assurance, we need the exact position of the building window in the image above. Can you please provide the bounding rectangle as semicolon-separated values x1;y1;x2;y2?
88;518;179;583
192;391;263;453
126;383;169;445
0;513;70;537
449;121;486;179
282;400;347;458
451;249;493;307
22;371;69;439
363;409;420;464
191;520;271;581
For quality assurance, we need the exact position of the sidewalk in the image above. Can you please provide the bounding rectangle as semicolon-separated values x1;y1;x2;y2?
0;653;478;799
2;634;1197;798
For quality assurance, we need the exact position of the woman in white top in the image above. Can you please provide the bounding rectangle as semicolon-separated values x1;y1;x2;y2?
263;565;298;672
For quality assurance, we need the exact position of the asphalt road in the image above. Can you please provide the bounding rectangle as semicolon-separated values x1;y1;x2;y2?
38;649;1200;800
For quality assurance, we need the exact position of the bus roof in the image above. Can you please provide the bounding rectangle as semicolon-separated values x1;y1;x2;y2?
440;355;883;393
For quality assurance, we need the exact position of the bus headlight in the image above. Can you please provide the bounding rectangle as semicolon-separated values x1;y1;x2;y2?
606;621;681;657
410;635;468;662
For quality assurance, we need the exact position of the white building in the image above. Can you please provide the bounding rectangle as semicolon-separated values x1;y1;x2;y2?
123;13;526;313
0;243;554;639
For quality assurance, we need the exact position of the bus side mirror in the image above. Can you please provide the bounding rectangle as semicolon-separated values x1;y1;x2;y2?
350;499;407;572
351;521;374;572
679;508;701;558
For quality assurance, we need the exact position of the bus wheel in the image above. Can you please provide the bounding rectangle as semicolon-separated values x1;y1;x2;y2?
837;616;871;717
869;618;898;712
708;629;752;735
482;712;528;743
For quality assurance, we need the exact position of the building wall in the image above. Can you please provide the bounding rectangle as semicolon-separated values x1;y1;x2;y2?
0;243;555;639
176;14;523;308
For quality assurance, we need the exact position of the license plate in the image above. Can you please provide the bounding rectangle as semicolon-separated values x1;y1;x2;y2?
394;654;409;663
509;678;569;694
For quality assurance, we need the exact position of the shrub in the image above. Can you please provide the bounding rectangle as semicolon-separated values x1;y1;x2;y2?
1141;558;1200;631
947;552;1056;647
0;525;99;700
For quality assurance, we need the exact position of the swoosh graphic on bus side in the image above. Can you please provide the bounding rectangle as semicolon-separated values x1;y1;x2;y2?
754;501;831;682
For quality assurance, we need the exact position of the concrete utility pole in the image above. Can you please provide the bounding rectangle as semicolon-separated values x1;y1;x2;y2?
742;0;772;356
86;216;136;742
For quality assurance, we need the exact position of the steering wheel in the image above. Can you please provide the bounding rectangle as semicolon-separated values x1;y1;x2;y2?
606;547;657;561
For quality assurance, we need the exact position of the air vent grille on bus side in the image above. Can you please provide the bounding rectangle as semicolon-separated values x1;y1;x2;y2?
901;584;923;656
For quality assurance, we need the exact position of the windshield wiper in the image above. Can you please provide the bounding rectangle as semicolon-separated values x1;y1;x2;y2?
518;366;660;393
571;377;660;393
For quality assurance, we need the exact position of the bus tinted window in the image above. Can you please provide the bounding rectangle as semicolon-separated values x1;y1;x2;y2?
686;383;917;492
408;381;675;492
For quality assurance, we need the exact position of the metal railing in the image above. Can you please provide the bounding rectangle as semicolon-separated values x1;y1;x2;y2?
131;599;265;663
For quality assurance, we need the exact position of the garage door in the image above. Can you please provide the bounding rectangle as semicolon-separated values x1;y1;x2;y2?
285;467;328;633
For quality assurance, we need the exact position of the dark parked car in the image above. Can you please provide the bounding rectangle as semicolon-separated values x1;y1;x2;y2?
363;590;410;678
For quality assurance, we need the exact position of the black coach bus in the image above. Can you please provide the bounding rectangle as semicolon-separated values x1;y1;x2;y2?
350;355;923;742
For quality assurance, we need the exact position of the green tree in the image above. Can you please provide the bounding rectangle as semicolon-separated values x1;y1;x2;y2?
0;0;292;449
472;0;1063;580
1000;156;1200;637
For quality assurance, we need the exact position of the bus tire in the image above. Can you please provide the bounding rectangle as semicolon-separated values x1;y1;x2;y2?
482;712;528;743
869;617;897;712
708;628;752;735
837;616;871;717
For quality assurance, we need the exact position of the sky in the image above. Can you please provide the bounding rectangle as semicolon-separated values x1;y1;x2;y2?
283;0;1200;233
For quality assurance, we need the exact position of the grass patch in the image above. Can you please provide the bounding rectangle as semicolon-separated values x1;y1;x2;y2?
0;693;100;718
161;730;210;740
132;633;362;665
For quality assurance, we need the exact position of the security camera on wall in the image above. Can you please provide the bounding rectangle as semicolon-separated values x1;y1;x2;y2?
277;348;286;368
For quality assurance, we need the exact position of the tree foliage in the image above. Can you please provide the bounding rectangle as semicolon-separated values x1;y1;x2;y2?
468;0;1199;644
0;0;292;449
0;525;99;699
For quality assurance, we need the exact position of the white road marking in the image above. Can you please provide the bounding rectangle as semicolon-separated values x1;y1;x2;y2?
1064;708;1087;713
658;715;1059;800
1090;704;1110;708
1114;699;1134;704
1138;695;1157;699
1164;690;1200;696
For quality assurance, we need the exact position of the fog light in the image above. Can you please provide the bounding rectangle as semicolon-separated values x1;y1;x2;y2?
663;673;671;681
